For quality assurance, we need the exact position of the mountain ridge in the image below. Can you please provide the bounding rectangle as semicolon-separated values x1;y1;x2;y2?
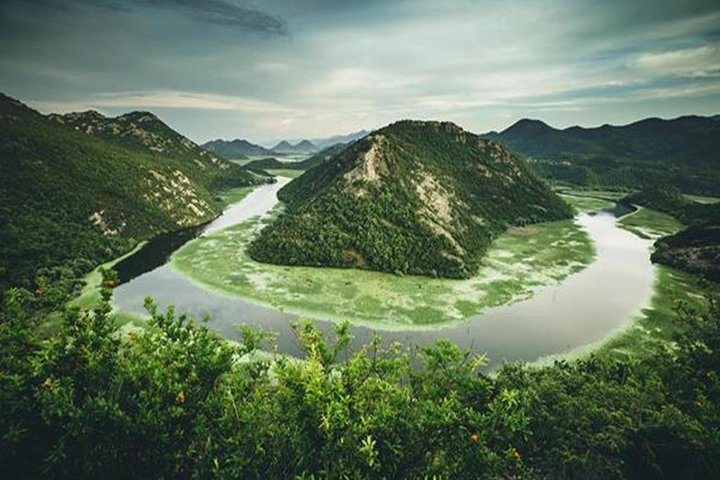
0;93;263;289
201;138;273;158
483;113;720;194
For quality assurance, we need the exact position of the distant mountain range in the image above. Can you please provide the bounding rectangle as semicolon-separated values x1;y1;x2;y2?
310;130;369;149
202;129;369;158
248;120;572;278
270;139;318;154
0;93;263;289
483;115;720;194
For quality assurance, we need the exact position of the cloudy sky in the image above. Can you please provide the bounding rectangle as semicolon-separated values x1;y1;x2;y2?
1;0;719;144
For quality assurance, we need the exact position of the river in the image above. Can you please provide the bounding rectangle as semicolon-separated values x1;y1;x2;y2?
113;178;656;368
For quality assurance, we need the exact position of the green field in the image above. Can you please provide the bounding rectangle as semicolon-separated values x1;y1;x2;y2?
69;241;147;311
560;193;615;212
171;210;595;328
218;185;256;207
617;207;683;239
265;168;305;178
683;193;720;204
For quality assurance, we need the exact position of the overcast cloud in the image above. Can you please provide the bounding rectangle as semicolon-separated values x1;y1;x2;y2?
1;0;719;143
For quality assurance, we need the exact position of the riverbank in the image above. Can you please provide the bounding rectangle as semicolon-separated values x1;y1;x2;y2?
69;240;148;311
95;182;714;367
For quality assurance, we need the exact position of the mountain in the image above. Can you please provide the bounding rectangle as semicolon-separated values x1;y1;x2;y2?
288;143;349;170
312;129;368;149
52;110;220;162
50;110;260;190
270;139;319;154
484;115;720;194
201;138;273;158
270;140;295;154
248;120;572;278
294;139;318;153
0;93;262;289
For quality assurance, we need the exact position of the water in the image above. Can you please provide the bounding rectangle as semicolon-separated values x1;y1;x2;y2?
113;179;655;368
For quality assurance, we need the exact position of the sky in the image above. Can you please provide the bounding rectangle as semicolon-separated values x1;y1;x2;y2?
1;0;719;144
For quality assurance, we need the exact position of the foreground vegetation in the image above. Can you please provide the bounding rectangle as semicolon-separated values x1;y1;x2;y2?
1;275;718;479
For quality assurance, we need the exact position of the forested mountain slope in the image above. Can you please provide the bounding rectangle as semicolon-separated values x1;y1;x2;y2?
0;93;261;290
49;110;259;190
485;115;720;194
250;120;572;278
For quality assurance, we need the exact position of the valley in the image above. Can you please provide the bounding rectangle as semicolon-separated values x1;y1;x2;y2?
4;1;720;476
3;94;720;477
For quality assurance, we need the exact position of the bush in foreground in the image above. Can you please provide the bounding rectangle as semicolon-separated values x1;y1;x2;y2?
0;284;718;479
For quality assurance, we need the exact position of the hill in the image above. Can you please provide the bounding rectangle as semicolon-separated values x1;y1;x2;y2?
249;120;572;278
484;115;720;194
312;129;368;149
621;186;720;280
652;223;720;281
244;144;351;173
271;139;318;154
0;93;263;290
201;138;273;158
293;139;317;153
243;157;287;171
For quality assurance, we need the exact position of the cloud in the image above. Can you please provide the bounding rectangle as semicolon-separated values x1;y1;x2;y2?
634;45;720;77
4;0;720;141
5;0;287;35
31;90;296;114
140;0;287;35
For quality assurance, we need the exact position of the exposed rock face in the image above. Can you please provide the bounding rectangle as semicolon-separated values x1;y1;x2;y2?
249;120;573;278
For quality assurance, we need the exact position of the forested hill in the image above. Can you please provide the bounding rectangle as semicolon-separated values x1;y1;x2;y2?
484;115;720;194
249;120;572;278
621;186;720;281
49;109;259;190
0;93;262;290
201;138;273;158
244;143;352;172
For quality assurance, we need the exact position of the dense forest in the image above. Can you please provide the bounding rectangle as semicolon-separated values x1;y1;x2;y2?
619;187;720;280
0;94;266;293
484;116;720;194
0;273;718;479
250;120;573;278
